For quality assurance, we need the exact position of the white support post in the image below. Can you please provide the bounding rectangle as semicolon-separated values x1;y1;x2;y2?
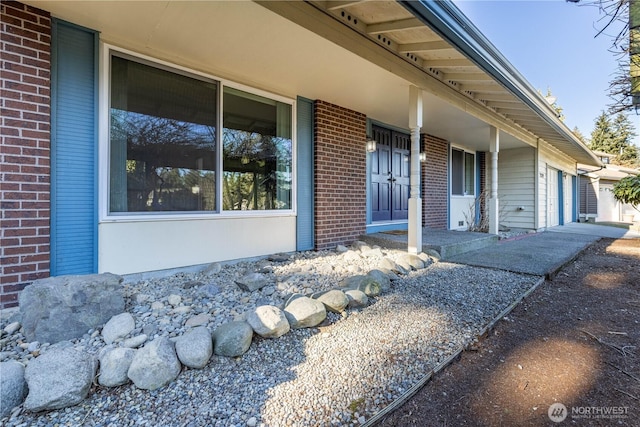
489;126;500;235
408;86;423;254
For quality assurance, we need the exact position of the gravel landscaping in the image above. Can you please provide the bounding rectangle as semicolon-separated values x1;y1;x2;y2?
0;244;541;427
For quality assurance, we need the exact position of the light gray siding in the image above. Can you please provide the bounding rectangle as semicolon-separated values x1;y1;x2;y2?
497;147;536;229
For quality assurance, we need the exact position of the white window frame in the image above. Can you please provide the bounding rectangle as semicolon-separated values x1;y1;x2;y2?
98;43;297;222
450;146;475;197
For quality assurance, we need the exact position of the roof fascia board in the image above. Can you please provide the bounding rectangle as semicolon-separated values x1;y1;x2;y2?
399;0;602;166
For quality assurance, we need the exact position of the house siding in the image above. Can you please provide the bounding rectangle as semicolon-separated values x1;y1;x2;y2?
422;133;448;229
538;141;577;228
496;147;536;229
314;100;366;249
1;1;52;309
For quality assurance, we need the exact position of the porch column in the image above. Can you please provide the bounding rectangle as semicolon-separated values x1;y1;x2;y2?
408;85;423;253
489;126;500;235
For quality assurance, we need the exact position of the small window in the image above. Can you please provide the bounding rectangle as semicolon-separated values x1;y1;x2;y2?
451;148;475;196
222;87;292;210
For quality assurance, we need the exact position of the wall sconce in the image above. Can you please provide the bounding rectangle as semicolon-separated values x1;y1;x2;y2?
419;152;427;163
366;136;377;153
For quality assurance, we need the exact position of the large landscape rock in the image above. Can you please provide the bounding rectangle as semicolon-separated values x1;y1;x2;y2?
213;321;253;357
397;253;425;270
235;273;269;292
313;290;349;313
98;347;136;387
101;312;135;344
0;361;27;418
340;275;381;297
24;345;97;412
344;289;369;308
366;269;391;291
284;295;327;328
19;273;124;344
246;305;290;338
175;326;213;368
128;337;181;390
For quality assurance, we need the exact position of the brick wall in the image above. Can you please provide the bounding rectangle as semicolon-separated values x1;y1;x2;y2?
422;134;448;229
1;1;51;309
314;100;367;250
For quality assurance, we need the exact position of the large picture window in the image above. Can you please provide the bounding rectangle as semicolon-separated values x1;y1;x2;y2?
451;148;475;196
108;54;293;215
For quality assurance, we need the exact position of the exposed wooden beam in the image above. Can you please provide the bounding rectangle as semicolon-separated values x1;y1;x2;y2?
325;1;365;11
460;83;504;92
444;72;493;82
398;40;452;53
486;101;531;110
366;17;424;34
423;58;475;68
476;93;519;102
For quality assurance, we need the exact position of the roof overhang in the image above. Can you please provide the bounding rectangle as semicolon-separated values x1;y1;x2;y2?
23;0;602;166
259;0;601;166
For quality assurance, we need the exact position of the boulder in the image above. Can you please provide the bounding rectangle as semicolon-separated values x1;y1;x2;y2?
19;273;124;344
340;275;381;297
101;312;135;344
247;305;290;338
398;253;425;270
212;321;253;357
3;321;21;335
175;326;212;369
345;289;369;308
127;337;181;390
235;273;269;292
378;257;398;271
342;251;362;262
367;269;391;291
98;347;136;387
424;249;441;261
24;346;97;412
122;334;148;348
0;361;27;418
313;290;349;313
185;313;211;328
284;296;327;329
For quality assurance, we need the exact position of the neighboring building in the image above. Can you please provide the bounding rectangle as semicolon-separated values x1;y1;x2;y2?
0;0;601;308
579;152;640;222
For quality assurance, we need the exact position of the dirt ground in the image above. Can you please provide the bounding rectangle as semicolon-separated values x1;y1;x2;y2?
378;238;640;427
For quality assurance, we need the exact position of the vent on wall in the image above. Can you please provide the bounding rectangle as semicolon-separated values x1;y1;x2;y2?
458;221;464;227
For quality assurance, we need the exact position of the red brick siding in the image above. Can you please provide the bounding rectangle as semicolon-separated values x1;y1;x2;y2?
314;100;367;249
1;1;51;308
422;134;448;229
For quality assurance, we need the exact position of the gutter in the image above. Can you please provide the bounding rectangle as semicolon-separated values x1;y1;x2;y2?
399;0;602;167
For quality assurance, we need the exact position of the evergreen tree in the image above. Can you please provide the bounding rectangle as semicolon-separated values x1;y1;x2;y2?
611;113;639;166
589;111;616;153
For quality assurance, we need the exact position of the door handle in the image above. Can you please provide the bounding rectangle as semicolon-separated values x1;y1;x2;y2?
387;172;396;183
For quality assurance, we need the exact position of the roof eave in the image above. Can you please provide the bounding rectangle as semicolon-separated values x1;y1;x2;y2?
400;0;602;167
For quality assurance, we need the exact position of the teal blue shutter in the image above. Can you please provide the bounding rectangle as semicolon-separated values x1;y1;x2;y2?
51;21;98;275
296;97;314;250
558;170;564;226
572;175;577;222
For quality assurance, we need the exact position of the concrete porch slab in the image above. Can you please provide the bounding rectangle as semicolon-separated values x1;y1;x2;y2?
446;231;599;278
361;229;498;259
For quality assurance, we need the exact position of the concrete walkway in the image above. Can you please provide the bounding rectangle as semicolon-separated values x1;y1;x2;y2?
447;223;639;278
547;222;640;239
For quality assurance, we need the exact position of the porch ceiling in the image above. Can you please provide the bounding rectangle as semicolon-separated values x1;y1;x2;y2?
24;0;600;161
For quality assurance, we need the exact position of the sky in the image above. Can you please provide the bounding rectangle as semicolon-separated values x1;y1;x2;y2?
454;0;639;145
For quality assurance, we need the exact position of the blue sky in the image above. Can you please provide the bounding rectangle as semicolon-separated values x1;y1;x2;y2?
454;0;639;144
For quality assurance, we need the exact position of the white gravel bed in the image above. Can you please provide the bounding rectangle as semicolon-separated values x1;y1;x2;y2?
1;247;541;427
